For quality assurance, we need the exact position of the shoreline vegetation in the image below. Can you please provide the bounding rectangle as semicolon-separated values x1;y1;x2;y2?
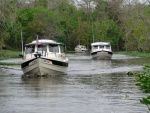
128;65;150;111
115;51;150;57
1;1;149;53
1;50;150;60
0;50;21;65
117;51;150;111
0;50;21;60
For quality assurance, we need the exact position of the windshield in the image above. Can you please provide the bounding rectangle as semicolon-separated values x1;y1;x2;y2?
92;45;98;50
60;45;65;53
49;45;59;53
99;45;104;49
106;45;110;49
37;45;46;52
25;46;34;54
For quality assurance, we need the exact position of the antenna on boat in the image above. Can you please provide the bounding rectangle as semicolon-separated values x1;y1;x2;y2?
79;39;80;45
92;23;94;43
21;31;23;56
36;35;39;52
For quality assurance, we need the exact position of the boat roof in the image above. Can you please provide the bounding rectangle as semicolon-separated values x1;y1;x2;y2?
25;39;65;46
91;42;110;46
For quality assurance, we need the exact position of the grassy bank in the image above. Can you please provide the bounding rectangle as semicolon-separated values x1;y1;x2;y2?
0;50;21;60
115;51;150;57
1;50;150;60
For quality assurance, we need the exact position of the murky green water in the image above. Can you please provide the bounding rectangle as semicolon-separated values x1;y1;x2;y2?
0;54;149;113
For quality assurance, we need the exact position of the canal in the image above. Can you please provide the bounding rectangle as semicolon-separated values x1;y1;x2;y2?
0;53;149;113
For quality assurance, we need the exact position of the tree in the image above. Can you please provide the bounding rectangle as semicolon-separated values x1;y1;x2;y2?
0;0;18;49
122;2;150;51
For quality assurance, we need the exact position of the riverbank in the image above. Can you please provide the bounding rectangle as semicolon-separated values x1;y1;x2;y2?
0;50;21;60
116;51;150;57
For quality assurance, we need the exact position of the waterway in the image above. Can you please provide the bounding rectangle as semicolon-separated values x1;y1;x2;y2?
0;53;149;113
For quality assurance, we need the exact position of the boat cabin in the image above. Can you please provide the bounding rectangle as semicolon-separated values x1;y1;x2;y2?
91;42;111;52
24;39;66;59
75;45;86;49
75;45;88;53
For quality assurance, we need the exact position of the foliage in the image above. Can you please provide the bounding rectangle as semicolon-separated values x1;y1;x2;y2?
0;0;17;49
127;65;150;111
117;51;150;57
140;96;150;111
135;65;150;93
0;0;149;51
122;3;150;52
0;50;21;60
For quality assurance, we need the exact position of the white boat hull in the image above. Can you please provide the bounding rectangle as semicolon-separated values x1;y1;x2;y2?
75;45;88;53
91;51;112;59
75;49;87;53
21;58;68;76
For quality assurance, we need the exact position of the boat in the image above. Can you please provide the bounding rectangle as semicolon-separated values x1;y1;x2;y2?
91;42;113;59
20;39;69;76
75;45;88;53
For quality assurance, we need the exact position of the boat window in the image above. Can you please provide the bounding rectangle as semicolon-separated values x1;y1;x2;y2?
106;45;110;49
93;45;98;49
99;46;104;49
49;45;59;53
37;45;46;52
78;45;82;48
60;45;65;53
81;46;85;49
25;46;34;54
76;45;79;48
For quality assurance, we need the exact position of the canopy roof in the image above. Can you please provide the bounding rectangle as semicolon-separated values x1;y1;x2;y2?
25;39;64;46
91;42;110;46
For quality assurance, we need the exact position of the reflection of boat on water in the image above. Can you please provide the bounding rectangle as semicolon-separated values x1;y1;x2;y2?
75;45;88;53
20;39;69;76
91;42;113;59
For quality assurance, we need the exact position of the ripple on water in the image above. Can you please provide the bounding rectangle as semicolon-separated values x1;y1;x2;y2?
0;53;148;113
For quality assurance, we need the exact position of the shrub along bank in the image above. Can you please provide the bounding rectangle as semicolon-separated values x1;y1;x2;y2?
116;51;150;57
128;65;150;111
0;50;21;60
